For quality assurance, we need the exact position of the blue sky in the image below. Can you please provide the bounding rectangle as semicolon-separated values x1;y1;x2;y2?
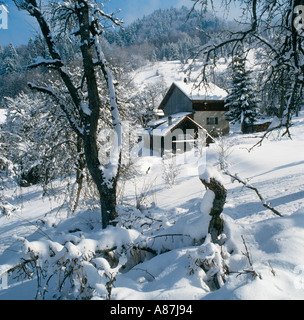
105;0;191;24
0;0;39;47
0;0;240;47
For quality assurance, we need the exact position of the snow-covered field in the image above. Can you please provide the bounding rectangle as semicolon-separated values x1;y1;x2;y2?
131;60;207;90
1;108;304;300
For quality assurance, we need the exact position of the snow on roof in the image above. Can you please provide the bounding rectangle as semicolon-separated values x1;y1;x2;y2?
174;81;227;101
147;112;191;127
154;109;164;116
147;112;200;136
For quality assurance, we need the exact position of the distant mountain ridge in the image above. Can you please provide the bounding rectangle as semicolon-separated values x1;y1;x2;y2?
105;6;220;47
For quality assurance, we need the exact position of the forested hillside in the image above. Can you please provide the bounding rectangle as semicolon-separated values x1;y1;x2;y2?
0;34;79;107
106;7;218;46
0;7;227;106
105;7;222;62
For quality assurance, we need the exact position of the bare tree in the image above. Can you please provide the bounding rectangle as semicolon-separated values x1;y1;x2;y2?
11;0;122;228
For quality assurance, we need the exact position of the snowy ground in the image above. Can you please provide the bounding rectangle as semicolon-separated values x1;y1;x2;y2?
1;110;304;300
131;60;209;91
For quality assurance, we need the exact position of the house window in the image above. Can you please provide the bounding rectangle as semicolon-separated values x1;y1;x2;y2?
207;117;218;125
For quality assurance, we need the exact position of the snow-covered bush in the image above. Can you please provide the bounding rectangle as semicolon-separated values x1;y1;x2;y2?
11;226;140;300
3;175;230;300
116;204;162;232
0;200;16;217
162;154;181;187
188;235;228;290
0;155;18;216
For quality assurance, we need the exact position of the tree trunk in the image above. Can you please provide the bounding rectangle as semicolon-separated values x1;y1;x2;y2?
82;131;118;229
72;137;85;213
99;184;118;229
241;118;248;134
76;0;118;228
200;177;227;243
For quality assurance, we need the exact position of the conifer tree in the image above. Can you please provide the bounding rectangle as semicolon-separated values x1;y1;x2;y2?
0;43;18;75
225;49;259;133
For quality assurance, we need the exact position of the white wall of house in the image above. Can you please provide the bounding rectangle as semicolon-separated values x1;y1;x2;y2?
193;111;229;135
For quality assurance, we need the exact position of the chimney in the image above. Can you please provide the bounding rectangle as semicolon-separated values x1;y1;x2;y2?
168;116;172;126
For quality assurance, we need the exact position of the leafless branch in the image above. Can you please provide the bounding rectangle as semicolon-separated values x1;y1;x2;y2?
224;170;283;217
248;123;293;152
27;58;63;69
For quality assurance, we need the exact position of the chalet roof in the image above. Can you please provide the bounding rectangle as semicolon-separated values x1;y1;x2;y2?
173;81;227;101
147;112;203;137
158;81;227;111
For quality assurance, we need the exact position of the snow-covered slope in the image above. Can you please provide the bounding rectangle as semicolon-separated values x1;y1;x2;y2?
131;60;210;91
1;109;304;300
131;57;254;93
131;61;189;89
1;56;304;300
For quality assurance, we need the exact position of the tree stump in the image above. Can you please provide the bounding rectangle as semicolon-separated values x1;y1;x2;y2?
200;177;227;243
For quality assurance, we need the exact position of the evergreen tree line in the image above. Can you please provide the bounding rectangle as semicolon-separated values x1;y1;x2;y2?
106;7;218;46
105;7;220;62
0;7;223;107
0;34;79;107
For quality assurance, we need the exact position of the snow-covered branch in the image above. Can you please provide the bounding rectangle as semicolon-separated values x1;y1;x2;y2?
224;170;283;217
27;56;63;69
213;131;283;217
93;34;122;183
248;122;293;152
27;82;83;137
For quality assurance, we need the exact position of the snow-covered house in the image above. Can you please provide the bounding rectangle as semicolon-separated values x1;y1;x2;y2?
140;81;229;156
158;81;229;136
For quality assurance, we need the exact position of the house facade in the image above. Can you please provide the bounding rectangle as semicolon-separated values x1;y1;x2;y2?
159;81;229;136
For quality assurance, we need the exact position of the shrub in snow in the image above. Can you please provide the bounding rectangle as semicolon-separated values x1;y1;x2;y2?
188;235;228;290
2;191;231;299
116;205;162;233
11;227;140;300
0;156;18;216
161;154;181;187
0;200;16;217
